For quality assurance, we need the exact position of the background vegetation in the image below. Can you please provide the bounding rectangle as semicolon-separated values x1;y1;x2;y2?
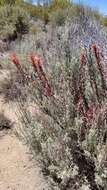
0;0;107;190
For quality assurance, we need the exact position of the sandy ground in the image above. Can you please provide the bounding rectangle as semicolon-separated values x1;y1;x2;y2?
0;68;49;190
0;134;48;190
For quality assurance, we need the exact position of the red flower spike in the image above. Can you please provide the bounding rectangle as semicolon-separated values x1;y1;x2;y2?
10;53;24;74
91;42;100;61
44;82;54;97
30;53;43;80
80;51;85;65
30;53;54;97
30;53;42;66
91;42;97;53
10;53;19;66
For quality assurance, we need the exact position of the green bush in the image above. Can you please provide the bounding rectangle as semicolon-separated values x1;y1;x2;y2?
102;16;107;27
0;0;15;6
0;0;23;6
42;10;50;24
0;5;30;41
49;0;71;10
50;9;67;26
29;25;41;35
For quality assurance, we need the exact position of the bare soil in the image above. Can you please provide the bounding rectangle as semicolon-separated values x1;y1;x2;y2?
0;68;49;190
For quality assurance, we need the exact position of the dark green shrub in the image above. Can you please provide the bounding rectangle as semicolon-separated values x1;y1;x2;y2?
50;9;67;26
0;5;30;41
42;10;50;25
0;113;12;130
49;0;70;10
0;0;15;6
102;16;107;27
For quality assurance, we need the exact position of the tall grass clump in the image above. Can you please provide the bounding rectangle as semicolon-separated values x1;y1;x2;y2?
10;42;107;190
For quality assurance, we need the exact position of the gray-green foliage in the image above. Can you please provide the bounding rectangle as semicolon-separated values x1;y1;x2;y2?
0;5;30;40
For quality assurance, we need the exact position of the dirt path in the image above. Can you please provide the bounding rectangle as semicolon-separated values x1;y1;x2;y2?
0;134;48;190
0;69;49;190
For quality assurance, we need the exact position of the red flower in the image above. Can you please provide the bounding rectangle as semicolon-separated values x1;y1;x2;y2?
91;42;100;61
10;53;23;74
30;53;42;66
10;53;19;66
43;82;54;97
30;53;54;97
91;42;97;53
80;51;85;65
30;53;43;79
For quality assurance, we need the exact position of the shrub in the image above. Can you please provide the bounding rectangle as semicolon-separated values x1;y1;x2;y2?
42;10;50;25
102;16;107;27
20;0;70;24
0;0;15;6
50;8;67;26
49;0;71;11
29;25;41;35
10;42;107;190
0;113;12;130
0;5;30;41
